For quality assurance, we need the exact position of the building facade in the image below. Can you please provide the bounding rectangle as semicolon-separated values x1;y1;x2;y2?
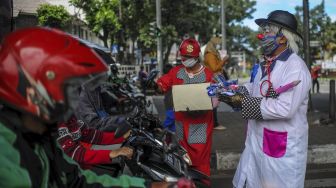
13;0;103;45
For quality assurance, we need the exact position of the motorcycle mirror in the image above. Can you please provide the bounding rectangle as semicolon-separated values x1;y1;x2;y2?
147;70;159;81
114;121;132;138
162;130;179;153
145;70;159;87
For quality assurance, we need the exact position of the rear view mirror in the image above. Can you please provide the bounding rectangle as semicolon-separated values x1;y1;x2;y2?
163;130;179;153
145;70;159;86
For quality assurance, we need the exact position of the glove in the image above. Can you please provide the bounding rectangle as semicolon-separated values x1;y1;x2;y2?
115;117;127;125
237;86;250;96
114;117;132;136
218;92;244;109
265;85;279;99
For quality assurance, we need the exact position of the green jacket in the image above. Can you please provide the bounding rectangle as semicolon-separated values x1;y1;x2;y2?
0;108;147;188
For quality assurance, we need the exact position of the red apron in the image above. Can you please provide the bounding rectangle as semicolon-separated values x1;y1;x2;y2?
157;65;214;176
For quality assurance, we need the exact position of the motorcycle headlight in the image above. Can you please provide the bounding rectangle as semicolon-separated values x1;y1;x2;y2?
183;153;192;166
150;168;179;182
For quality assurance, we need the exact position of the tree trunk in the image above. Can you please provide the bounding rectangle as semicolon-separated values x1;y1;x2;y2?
110;37;114;50
103;39;108;48
102;28;109;48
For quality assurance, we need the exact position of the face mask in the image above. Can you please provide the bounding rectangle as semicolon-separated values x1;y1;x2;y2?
216;44;221;50
182;58;198;68
258;33;282;56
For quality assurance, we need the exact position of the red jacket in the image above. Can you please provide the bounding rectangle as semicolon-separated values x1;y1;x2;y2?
157;65;214;92
311;67;320;80
57;116;124;165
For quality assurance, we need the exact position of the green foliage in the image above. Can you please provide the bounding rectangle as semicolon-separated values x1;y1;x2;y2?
70;0;121;47
139;27;156;48
93;6;120;34
71;0;257;63
295;0;336;59
37;4;70;29
119;0;256;64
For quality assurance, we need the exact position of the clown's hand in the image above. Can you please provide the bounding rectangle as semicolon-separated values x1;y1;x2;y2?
218;92;244;110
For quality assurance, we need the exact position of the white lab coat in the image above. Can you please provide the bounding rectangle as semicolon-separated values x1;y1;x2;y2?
233;53;312;188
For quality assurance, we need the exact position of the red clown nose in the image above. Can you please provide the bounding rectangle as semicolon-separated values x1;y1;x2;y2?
257;33;264;40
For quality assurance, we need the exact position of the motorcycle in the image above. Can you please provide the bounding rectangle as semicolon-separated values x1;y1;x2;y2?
100;83;135;114
102;65;159;114
102;69;160;114
114;102;209;187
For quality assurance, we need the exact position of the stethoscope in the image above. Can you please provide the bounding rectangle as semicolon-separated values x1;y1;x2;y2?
259;57;274;97
259;49;287;97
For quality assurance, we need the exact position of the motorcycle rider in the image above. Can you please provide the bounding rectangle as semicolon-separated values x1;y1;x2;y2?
138;65;148;95
75;76;130;131
156;38;214;178
57;115;133;174
0;27;192;188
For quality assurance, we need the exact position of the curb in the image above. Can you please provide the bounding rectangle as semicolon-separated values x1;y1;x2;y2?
215;144;336;170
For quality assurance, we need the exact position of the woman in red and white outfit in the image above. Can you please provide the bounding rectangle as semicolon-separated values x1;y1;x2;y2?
157;38;214;177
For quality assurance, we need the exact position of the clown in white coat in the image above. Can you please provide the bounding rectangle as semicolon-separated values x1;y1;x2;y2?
219;10;312;188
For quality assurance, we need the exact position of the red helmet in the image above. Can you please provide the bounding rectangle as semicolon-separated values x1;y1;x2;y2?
179;38;200;58
0;27;108;122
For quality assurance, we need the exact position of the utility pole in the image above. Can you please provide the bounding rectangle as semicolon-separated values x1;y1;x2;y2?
156;0;163;74
221;0;226;49
303;0;313;111
243;51;246;74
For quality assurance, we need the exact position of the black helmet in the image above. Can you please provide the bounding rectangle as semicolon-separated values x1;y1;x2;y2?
255;10;302;39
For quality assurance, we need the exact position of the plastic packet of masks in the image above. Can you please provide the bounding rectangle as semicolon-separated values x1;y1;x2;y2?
207;74;240;97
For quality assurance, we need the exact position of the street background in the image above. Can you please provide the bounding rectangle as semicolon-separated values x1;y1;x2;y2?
3;0;336;187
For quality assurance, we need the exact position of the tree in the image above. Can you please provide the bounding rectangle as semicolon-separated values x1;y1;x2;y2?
166;0;256;64
295;0;336;60
37;4;71;29
118;0;155;64
70;0;121;47
51;0;258;65
87;0;257;64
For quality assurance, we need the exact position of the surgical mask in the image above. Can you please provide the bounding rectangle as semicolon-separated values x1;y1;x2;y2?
216;44;221;50
258;33;283;56
182;58;198;68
